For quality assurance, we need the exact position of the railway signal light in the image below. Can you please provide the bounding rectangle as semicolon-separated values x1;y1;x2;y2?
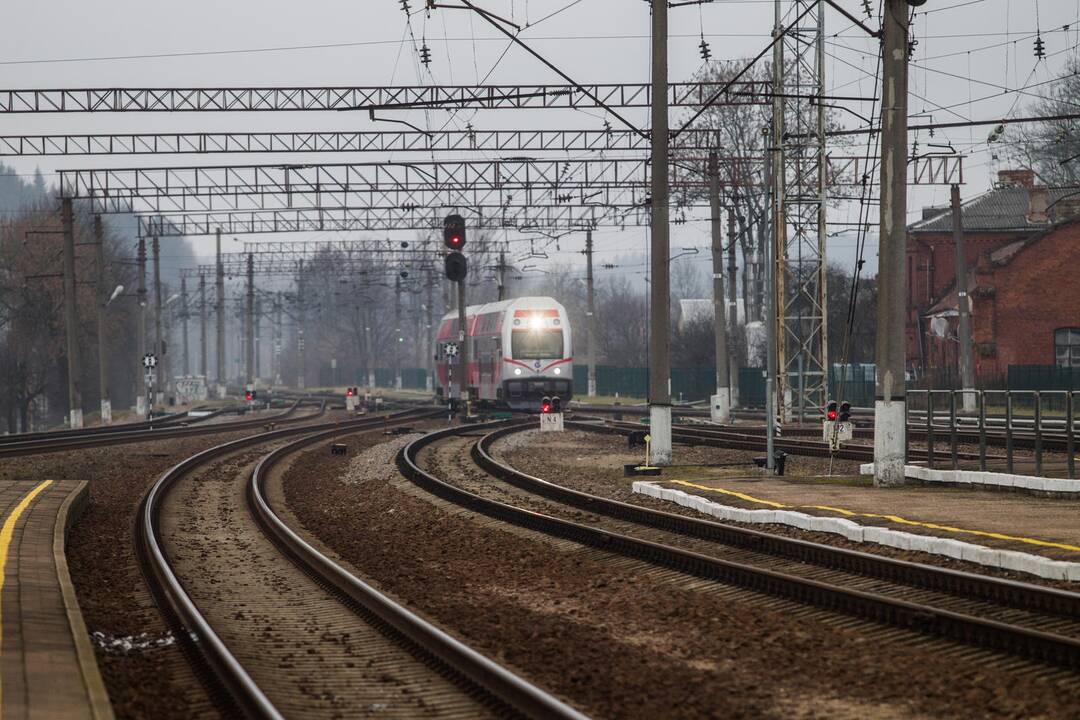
826;400;838;422
550;396;562;413
540;396;552;414
346;387;354;397
245;391;253;401
839;402;851;423
444;252;468;282
443;214;466;250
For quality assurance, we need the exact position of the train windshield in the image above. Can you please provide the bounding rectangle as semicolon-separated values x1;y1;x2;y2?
511;330;563;360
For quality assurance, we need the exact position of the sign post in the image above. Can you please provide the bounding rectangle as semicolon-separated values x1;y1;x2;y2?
142;353;157;421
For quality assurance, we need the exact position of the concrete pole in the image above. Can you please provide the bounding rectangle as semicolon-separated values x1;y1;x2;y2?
727;209;740;407
93;215;111;424
364;306;376;389
245;252;255;386
951;184;976;412
180;276;190;378
215;230;226;397
497;249;507;301
274;292;283;386
874;0;911;487
457;278;469;411
585;230;598;398
198;275;208;378
152;236;164;406
296;258;306;390
254;294;262;382
136;237;147;414
766;125;779;472
709;153;731;423
61;198;83;428
648;0;672;464
394;275;403;390
770;0;788;424
425;277;435;392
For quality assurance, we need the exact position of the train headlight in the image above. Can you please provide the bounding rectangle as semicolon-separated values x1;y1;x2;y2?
553;367;561;375
529;315;543;330
514;368;522;375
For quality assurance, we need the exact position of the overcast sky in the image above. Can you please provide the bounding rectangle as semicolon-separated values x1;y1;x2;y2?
1;0;1077;284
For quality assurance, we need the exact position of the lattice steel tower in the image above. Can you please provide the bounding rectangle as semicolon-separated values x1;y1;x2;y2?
772;0;829;420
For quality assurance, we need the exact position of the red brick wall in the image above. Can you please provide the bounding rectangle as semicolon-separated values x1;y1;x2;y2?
981;221;1080;374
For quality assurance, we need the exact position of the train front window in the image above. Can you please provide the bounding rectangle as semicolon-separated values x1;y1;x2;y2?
511;330;563;359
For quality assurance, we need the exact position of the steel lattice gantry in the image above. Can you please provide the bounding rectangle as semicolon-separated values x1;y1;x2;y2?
0;128;724;156
139;205;656;237
61;155;964;217
59;158;700;213
774;0;829;420
0;82;771;113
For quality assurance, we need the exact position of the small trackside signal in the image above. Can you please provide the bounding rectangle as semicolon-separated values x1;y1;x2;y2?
540;396;552;414
443;214;466;250
346;387;354;397
826;400;838;421
839;401;851;423
444;252;468;282
550;396;562;413
245;391;253;401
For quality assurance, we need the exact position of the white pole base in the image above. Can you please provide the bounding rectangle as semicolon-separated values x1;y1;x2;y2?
136;396;146;417
648;405;672;466
873;399;908;487
587;375;596;397
710;389;731;424
100;400;112;425
69;409;84;429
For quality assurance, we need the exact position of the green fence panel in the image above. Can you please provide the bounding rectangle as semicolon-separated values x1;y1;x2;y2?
739;367;766;408
1008;365;1080;391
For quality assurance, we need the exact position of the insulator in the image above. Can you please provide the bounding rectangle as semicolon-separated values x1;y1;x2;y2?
1034;35;1046;59
699;38;712;62
419;43;432;66
399;0;410;13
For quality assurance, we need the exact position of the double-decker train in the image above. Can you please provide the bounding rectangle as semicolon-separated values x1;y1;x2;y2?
434;296;573;411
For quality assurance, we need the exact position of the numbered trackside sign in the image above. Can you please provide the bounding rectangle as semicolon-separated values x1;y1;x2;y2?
540;412;564;432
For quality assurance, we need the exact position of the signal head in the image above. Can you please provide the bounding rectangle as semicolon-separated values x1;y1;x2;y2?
540;396;552;414
551;396;562;413
443;214;466;250
839;401;851;422
826;400;837;421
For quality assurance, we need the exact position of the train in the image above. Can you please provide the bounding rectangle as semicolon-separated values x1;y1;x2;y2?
434;296;573;411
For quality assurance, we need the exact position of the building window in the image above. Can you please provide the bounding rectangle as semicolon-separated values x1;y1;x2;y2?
1055;329;1080;368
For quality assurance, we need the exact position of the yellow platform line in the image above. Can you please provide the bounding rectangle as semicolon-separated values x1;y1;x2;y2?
0;479;53;714
668;479;1080;554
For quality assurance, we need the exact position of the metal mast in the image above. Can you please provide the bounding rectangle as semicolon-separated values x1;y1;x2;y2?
776;0;829;419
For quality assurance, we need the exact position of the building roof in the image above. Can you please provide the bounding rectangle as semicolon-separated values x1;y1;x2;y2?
909;186;1076;234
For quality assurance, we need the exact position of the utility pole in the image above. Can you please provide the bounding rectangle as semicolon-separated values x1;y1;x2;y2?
766;125;779;472
727;208;740;407
61;198;83;428
296;258;306;390
457;276;469;410
215;230;226;397
648;0;672;464
394;275;403;390
951;184;976;412
497;249;507;301
254;294;262;382
199;275;208;378
274;291;283;386
137;237;147;415
152;236;164;406
365;306;376;389
585;230;597;398
425;276;435;392
245;252;255;387
708;153;731;423
94;215;111;424
770;0;788;424
874;0;911;487
180;276;190;378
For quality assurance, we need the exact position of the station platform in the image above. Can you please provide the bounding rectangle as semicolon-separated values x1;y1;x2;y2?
0;480;112;720
633;469;1080;582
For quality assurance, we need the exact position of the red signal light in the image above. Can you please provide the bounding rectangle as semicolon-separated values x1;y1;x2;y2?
827;409;837;421
245;392;252;401
448;234;463;249
346;388;354;397
541;403;551;413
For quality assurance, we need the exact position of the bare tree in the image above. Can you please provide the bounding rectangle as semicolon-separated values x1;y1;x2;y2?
1007;55;1080;185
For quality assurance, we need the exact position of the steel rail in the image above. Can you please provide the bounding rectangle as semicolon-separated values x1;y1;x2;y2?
248;421;589;720
397;422;1080;670
474;423;1080;618
0;399;316;458
135;407;438;719
0;405;225;445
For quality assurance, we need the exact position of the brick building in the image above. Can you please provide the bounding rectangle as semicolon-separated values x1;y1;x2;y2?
906;169;1080;383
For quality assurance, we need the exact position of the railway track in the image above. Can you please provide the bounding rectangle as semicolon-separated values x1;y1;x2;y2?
136;407;585;719
572;404;1077;454
0;399;318;458
398;420;1080;675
